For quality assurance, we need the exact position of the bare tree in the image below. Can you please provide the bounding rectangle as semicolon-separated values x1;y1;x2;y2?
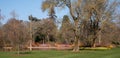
42;0;120;52
3;11;30;54
0;9;5;50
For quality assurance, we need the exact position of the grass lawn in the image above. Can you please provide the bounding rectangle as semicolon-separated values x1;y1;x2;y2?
0;47;120;58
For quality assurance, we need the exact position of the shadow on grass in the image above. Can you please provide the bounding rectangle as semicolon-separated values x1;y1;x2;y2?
14;51;32;55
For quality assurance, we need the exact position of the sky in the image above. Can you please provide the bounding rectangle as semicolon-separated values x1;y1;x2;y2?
0;0;69;24
0;0;119;24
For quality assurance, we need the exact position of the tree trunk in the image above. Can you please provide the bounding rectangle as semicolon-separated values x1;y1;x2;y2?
29;40;32;51
73;36;80;52
43;38;45;44
72;20;80;52
17;44;20;55
47;33;50;44
98;30;101;45
92;34;97;47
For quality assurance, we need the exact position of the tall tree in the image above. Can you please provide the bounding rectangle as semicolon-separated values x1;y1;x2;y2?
59;15;74;44
42;0;57;21
42;0;120;52
3;19;30;53
29;16;57;44
0;9;4;50
3;11;30;54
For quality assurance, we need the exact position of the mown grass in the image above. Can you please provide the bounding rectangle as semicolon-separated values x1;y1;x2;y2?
0;47;120;58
